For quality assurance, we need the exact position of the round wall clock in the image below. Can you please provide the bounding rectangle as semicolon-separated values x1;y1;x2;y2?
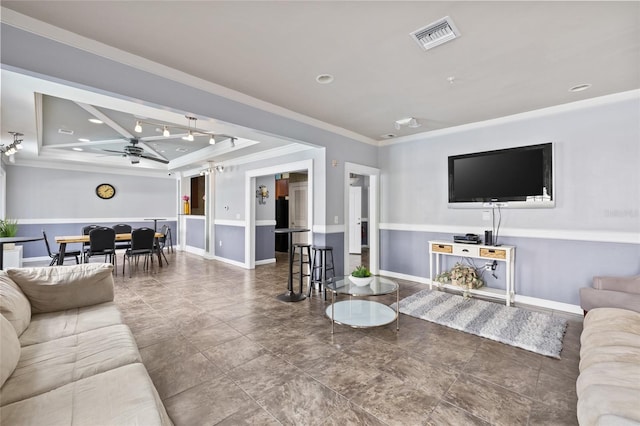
96;183;116;199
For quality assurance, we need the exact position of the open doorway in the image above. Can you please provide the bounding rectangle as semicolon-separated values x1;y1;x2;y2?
274;172;308;253
344;162;379;276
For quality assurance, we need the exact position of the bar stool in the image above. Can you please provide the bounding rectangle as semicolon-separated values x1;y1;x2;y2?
293;243;312;294
309;246;335;299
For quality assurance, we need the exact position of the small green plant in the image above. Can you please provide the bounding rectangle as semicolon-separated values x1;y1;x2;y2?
0;219;18;237
351;265;371;278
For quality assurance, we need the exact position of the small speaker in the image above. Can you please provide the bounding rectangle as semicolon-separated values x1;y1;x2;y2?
484;230;493;246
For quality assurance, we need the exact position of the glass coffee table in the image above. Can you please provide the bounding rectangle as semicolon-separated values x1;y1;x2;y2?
325;276;399;334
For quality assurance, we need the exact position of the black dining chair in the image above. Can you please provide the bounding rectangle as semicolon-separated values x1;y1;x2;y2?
42;230;81;266
123;227;156;277
85;227;117;273
112;223;132;250
81;224;99;261
155;224;171;263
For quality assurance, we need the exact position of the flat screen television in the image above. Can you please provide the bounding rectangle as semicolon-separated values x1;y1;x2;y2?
448;143;554;208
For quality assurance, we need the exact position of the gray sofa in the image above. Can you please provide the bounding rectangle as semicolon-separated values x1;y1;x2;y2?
0;263;172;425
577;275;640;425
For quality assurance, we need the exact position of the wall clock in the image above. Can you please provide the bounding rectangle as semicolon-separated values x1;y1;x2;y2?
96;183;116;199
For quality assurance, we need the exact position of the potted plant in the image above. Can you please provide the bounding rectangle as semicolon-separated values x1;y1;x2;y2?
350;265;373;286
0;218;19;250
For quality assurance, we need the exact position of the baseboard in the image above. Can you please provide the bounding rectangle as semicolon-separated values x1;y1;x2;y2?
255;258;276;266
211;255;247;268
379;269;581;314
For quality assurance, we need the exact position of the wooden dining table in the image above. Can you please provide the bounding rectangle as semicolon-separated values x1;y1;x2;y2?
54;232;164;267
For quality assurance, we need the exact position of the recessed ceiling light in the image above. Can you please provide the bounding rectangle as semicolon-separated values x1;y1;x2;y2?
88;118;103;124
316;74;334;84
381;133;397;139
175;147;188;152
569;83;592;92
72;147;83;151
78;138;90;142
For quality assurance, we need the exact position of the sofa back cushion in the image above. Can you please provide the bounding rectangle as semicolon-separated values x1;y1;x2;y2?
0;314;21;387
7;264;115;314
0;271;31;335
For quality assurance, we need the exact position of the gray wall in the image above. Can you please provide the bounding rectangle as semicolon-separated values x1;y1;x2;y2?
378;95;640;306
215;224;244;262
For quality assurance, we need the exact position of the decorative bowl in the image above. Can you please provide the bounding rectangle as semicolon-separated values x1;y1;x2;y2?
349;275;373;287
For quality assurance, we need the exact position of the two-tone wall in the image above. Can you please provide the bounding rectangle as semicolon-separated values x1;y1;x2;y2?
378;92;640;312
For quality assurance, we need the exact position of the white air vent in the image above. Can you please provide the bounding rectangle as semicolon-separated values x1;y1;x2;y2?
410;16;460;51
58;128;74;135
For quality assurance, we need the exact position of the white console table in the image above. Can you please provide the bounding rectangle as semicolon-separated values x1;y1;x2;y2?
428;240;516;306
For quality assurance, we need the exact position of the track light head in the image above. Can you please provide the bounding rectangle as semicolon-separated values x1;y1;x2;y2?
209;135;216;145
162;126;170;137
134;121;142;133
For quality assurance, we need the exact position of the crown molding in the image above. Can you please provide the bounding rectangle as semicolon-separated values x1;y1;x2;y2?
5;158;173;178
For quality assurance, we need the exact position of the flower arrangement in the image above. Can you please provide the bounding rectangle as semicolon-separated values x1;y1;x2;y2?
435;262;484;298
182;195;190;202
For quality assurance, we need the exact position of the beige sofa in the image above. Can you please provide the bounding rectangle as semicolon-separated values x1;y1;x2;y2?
0;263;172;425
577;307;640;425
580;275;640;314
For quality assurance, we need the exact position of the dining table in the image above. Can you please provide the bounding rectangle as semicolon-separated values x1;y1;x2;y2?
273;227;310;302
143;218;166;231
54;232;164;267
0;236;44;270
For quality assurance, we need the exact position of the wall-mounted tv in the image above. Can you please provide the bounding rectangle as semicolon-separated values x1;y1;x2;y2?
448;143;554;208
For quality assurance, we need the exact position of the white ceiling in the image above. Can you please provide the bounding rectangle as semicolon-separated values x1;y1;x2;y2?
1;1;639;170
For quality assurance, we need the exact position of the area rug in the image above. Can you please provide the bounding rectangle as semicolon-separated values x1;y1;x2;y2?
392;289;568;358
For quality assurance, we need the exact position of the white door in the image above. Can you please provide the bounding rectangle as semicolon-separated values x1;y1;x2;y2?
289;182;308;244
349;186;362;254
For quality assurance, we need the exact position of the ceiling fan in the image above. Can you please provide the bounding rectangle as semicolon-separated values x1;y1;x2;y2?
101;139;169;164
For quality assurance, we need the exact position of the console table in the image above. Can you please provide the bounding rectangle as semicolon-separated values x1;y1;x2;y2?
428;240;516;306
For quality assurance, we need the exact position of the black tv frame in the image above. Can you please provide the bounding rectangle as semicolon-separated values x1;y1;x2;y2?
447;143;555;209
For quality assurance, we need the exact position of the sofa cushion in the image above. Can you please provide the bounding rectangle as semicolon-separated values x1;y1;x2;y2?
18;302;122;347
577;362;640;397
580;345;640;372
0;272;31;336
0;324;141;406
577;384;640;425
0;363;173;426
7;264;114;314
0;315;20;388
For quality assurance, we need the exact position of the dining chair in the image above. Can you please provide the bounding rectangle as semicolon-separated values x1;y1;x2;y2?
156;224;171;263
81;224;99;261
42;230;81;266
123;227;156;278
85;227;117;273
112;223;132;250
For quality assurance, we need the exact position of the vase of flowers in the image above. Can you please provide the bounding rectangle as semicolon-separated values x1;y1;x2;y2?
182;195;190;214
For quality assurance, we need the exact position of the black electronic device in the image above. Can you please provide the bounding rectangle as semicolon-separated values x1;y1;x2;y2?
453;233;481;244
448;143;553;207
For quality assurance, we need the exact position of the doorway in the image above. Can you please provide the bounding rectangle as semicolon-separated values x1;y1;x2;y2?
344;163;379;275
274;172;309;252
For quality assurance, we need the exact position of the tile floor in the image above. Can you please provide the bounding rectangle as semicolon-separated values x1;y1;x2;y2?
106;251;582;425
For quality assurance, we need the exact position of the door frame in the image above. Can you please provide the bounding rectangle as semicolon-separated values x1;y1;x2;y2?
344;162;380;274
245;159;313;269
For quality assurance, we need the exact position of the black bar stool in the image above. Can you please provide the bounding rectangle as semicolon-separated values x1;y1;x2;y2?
293;243;312;293
309;246;335;299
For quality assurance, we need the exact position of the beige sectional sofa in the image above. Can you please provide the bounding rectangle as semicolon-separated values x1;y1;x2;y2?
577;307;640;425
0;263;172;425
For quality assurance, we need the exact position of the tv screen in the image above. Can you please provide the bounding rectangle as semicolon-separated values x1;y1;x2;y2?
448;143;553;206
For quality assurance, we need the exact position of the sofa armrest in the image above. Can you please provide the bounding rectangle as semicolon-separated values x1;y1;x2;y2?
6;264;114;314
592;276;640;294
580;287;640;313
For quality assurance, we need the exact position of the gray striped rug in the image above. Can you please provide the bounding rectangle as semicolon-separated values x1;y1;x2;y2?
392;289;568;358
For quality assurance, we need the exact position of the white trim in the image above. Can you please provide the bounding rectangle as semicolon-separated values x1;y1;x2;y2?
379;270;582;314
7;160;174;178
379;89;640;146
255;258;276;266
184;215;206;221
221;144;315;168
1;7;375;146
183;245;205;257
18;217;178;225
379;223;640;245
313;224;345;234
213;219;244;227
256;220;277;227
211;255;248;269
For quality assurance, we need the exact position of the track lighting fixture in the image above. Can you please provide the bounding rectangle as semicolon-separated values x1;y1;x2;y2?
1;132;23;156
209;135;216;145
183;131;194;142
162;126;170;137
134;121;142;133
133;115;220;142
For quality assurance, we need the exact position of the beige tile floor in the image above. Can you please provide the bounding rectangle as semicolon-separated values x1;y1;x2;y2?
104;250;582;425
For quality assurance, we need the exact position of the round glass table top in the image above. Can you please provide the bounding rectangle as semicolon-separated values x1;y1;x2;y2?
325;300;397;328
326;276;398;296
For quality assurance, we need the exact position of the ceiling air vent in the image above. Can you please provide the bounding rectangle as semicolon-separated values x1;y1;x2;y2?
58;128;74;135
410;16;460;52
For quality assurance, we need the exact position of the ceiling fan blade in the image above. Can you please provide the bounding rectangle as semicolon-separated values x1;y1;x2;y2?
139;154;169;164
101;149;126;154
